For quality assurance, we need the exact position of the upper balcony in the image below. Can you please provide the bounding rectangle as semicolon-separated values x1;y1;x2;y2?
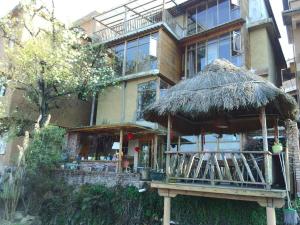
92;0;185;44
91;0;242;44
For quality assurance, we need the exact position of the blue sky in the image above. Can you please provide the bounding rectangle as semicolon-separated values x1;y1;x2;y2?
0;0;293;60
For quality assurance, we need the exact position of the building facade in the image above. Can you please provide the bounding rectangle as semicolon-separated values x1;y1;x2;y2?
68;0;285;172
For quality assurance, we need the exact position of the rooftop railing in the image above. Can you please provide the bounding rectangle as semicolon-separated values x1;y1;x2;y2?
93;9;185;43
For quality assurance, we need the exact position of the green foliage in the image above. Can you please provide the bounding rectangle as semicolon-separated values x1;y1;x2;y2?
0;0;115;126
25;125;65;173
37;184;268;225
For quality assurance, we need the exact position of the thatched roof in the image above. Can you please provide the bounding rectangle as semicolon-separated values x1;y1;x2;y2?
145;59;298;134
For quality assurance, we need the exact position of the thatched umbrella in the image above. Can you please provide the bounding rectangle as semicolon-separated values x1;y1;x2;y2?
145;59;298;134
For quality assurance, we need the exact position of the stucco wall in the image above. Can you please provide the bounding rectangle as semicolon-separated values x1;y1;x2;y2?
96;85;122;124
249;27;277;84
96;76;157;125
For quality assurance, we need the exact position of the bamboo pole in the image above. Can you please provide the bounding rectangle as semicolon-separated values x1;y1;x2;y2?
153;135;158;170
266;207;276;225
163;196;171;225
260;107;272;189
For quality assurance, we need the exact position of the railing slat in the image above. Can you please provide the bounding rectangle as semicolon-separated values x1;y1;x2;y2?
231;153;244;182
213;154;223;181
250;153;266;183
184;153;198;178
222;153;233;181
194;154;204;179
240;153;256;183
202;153;211;179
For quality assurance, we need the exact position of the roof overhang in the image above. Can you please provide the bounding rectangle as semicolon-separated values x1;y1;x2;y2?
68;123;164;135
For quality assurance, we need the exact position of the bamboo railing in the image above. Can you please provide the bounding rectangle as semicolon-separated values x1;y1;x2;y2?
165;150;273;188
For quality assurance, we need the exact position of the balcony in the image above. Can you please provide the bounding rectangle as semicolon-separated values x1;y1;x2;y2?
93;9;184;43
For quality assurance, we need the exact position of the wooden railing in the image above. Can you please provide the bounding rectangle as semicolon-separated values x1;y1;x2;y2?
93;9;184;43
165;151;273;188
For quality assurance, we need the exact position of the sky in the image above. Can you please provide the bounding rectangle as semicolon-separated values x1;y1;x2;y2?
0;0;294;61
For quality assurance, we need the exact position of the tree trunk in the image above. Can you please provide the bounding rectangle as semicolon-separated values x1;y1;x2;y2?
38;76;49;128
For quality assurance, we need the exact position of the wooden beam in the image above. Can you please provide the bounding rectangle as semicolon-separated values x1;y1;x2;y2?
118;129;124;172
163;196;171;225
166;114;171;175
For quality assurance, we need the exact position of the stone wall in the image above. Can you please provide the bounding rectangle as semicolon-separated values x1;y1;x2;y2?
54;169;145;188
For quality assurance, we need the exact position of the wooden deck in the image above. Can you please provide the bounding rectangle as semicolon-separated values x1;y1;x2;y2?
151;181;286;208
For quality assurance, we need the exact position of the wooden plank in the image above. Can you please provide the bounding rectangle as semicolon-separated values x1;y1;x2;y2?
213;154;223;181
240;153;256;183
250;153;266;183
231;153;244;182
222;153;233;181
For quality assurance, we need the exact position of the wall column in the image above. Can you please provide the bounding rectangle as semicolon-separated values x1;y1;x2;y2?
266;207;276;225
163;196;171;225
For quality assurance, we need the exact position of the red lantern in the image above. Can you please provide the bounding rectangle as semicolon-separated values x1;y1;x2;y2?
134;146;140;152
127;132;134;140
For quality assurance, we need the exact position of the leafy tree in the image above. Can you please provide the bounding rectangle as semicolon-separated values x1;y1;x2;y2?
0;0;115;127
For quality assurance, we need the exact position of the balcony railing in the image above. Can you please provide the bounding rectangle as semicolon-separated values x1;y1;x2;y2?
166;150;273;188
93;9;185;43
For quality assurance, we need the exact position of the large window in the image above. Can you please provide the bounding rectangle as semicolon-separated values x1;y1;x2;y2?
186;0;240;35
111;32;158;77
185;30;242;77
136;80;157;120
125;33;158;75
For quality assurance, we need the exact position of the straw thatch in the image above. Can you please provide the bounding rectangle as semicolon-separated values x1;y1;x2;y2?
145;59;298;134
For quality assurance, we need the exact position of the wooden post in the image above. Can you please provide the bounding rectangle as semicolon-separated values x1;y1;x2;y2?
260;107;272;189
118;129;123;172
266;207;276;225
163;196;171;225
153;135;158;171
166;114;171;176
285;145;291;191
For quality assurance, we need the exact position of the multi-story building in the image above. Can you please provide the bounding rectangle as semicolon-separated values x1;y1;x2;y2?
0;5;92;170
283;0;300;108
68;0;285;171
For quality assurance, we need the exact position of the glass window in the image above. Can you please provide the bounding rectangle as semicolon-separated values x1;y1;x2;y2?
197;2;207;31
231;0;240;20
187;44;196;77
187;8;197;35
218;0;230;24
197;42;206;72
207;0;218;28
219;34;231;61
232;30;241;55
137;80;157;120
0;134;7;155
126;39;138;75
207;39;218;64
137;41;150;72
113;44;124;76
159;79;169;98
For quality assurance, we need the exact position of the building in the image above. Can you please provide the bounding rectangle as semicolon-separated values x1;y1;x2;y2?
68;0;285;172
282;0;300;108
0;5;91;170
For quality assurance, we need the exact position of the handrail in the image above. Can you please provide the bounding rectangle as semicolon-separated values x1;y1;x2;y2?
93;9;184;43
165;150;273;188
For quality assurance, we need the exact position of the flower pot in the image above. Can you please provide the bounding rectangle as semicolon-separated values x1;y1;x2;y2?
272;143;283;153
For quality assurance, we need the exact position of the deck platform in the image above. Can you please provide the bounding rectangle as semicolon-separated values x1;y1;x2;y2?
151;181;287;208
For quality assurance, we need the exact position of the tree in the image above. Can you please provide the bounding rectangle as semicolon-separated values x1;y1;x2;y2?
0;0;115;127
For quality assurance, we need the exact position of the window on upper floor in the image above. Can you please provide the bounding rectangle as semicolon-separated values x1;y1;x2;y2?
125;32;158;75
185;30;243;78
136;80;157;121
110;32;158;77
186;0;240;36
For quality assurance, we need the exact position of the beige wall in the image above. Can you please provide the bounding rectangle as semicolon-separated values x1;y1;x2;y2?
96;76;157;125
249;27;278;84
0;136;23;170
